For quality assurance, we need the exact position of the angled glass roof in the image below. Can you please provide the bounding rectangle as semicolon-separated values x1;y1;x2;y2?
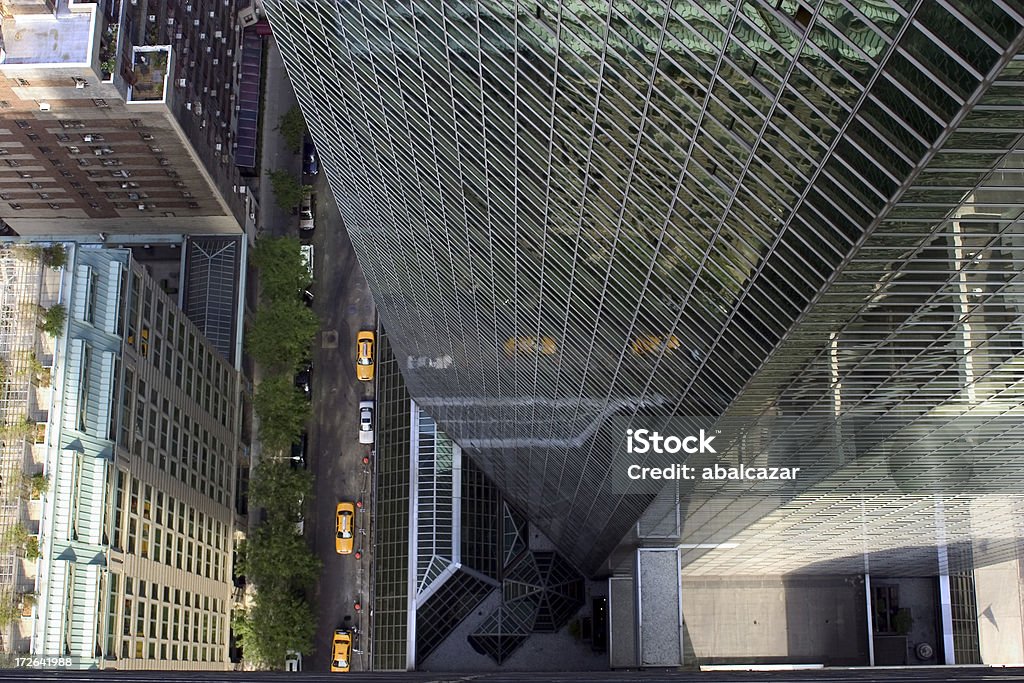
412;404;460;598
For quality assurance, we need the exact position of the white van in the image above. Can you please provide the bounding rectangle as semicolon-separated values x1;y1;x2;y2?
300;244;314;278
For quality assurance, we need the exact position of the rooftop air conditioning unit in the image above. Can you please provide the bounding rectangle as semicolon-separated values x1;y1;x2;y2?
75;80;86;89
138;204;146;211
38;102;50;111
238;5;258;26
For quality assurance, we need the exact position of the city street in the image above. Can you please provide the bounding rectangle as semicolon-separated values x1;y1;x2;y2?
257;36;376;672
302;170;376;672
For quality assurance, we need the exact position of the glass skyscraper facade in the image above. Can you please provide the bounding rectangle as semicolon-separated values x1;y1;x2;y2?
264;0;1024;576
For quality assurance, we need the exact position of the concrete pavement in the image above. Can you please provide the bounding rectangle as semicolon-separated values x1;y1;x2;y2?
255;37;301;239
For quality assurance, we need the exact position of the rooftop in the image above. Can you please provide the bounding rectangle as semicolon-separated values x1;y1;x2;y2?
0;3;95;66
126;46;170;102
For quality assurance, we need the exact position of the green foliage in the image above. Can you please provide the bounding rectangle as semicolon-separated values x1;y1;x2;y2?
278;105;307;154
248;460;311;522
252;237;312;301
0;591;18;629
268;170;308;210
1;523;28;551
40;245;67;269
237;461;320;668
0;416;34;441
24;536;39;561
233;592;317;670
28;473;48;498
12;245;42;263
22;351;49;388
253;377;311;455
245;519;320;592
234;539;248;580
39;304;67;336
246;299;318;370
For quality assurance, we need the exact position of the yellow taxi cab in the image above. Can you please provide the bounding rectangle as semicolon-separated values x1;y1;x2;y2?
631;334;681;355
330;629;352;672
335;502;355;554
503;335;557;356
355;331;375;382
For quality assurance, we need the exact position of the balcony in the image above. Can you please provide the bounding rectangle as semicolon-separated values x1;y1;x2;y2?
125;46;170;103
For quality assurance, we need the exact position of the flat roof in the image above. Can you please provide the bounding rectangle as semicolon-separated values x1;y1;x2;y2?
0;9;94;65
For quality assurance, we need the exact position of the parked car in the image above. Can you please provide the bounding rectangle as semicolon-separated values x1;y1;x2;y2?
300;244;314;278
299;192;315;235
290;432;307;469
294;363;311;394
359;400;374;444
330;630;352;672
356;331;375;382
335;502;355;554
302;137;319;175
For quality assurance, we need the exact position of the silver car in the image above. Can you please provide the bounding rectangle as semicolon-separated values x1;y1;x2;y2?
359;400;374;444
299;192;315;234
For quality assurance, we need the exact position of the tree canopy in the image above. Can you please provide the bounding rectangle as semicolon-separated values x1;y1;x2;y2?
278;105;307;154
268;170;308;210
246;299;319;371
252;237;312;301
233;591;317;670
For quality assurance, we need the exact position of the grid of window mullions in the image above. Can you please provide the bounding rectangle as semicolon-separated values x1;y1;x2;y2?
552;5;1015;565
264;0;1024;573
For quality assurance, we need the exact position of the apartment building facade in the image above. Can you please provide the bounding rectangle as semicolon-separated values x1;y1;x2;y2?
0;242;240;668
0;0;244;235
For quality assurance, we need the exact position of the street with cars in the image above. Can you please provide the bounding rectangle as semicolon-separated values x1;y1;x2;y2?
295;137;377;674
258;36;377;673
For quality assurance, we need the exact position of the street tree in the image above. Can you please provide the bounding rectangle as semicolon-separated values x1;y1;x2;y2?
244;519;320;591
268;170;308;210
248;459;311;522
233;591;316;669
246;299;319;370
278;106;307;153
252;237;311;301
253;376;311;455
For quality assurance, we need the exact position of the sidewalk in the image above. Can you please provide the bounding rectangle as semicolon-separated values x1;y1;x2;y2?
254;35;301;241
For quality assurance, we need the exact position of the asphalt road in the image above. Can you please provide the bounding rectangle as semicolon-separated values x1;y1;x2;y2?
257;36;376;673
302;163;376;672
